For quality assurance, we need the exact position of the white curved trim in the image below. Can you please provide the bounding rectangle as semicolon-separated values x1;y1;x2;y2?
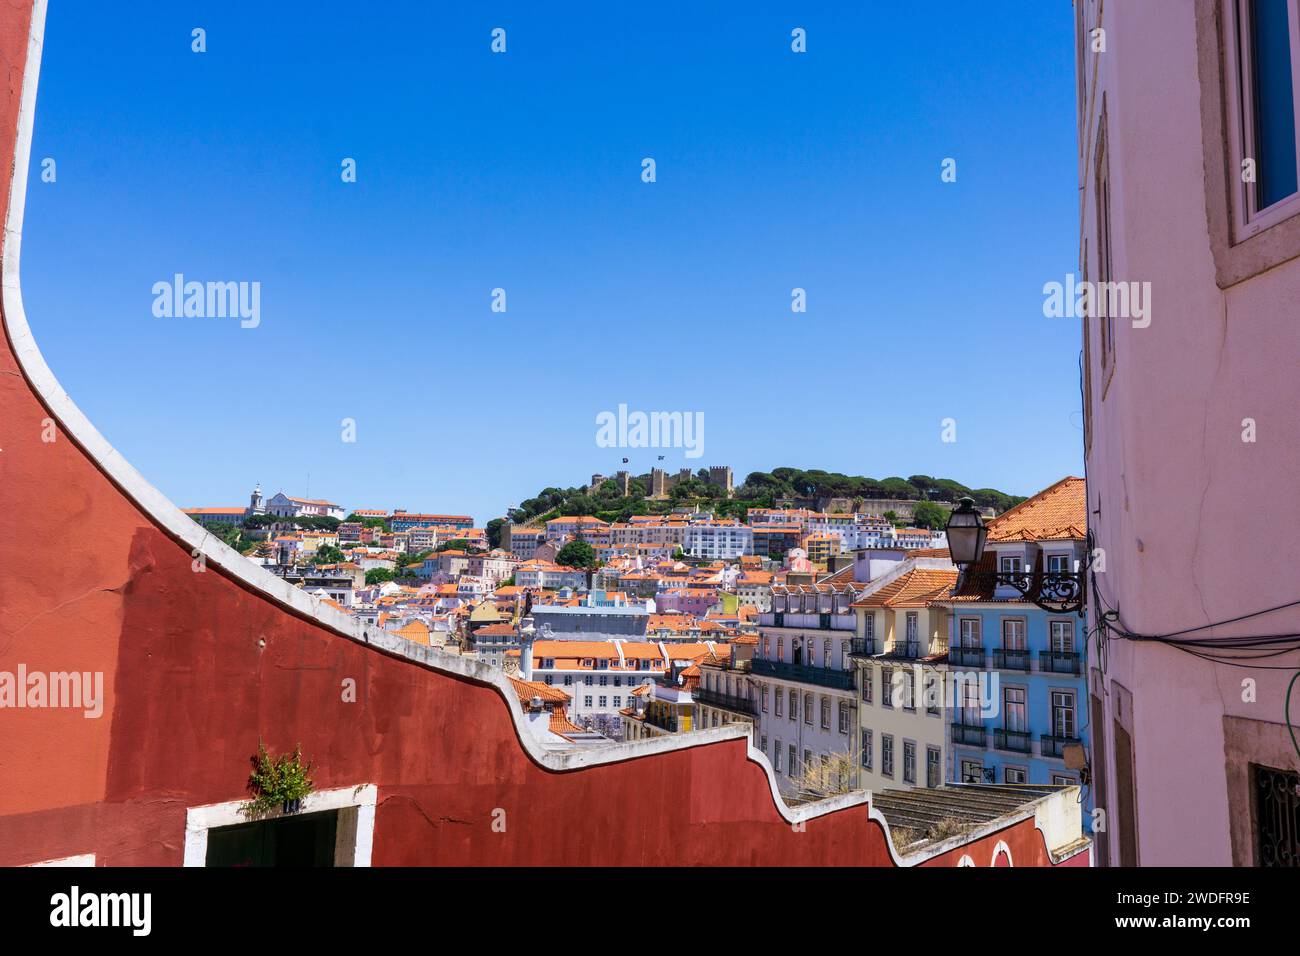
991;839;1014;867
956;853;975;867
0;0;868;832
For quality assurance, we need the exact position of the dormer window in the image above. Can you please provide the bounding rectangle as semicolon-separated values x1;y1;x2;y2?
999;555;1023;574
1047;553;1072;574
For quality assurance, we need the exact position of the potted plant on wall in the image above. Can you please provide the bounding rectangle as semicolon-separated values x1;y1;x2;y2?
243;741;314;818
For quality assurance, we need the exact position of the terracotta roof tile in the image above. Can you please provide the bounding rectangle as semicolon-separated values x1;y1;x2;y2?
984;477;1086;543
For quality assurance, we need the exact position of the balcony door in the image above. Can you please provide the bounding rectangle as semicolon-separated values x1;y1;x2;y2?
1052;690;1077;739
1050;620;1074;654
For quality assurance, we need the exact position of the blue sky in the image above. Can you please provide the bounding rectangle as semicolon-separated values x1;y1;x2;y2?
21;2;1082;523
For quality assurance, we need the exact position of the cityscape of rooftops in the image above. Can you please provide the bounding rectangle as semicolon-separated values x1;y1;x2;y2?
1;0;1293;923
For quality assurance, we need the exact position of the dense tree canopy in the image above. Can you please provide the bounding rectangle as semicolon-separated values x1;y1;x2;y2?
505;468;1024;526
555;540;597;570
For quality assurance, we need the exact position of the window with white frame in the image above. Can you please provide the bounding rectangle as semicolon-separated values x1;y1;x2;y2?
838;700;850;734
926;746;941;788
1052;690;1078;739
774;686;783;717
820;696;831;730
960;617;981;648
1226;0;1300;237
961;678;982;725
881;734;895;778
1005;766;1028;785
862;729;873;769
903;740;917;784
1051;619;1075;654
774;738;783;773
960;759;983;784
1004;686;1027;732
789;689;797;721
804;693;814;725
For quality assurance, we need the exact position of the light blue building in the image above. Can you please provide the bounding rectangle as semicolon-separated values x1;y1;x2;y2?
937;478;1091;792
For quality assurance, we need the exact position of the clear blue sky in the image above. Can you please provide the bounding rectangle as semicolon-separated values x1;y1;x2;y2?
21;1;1082;524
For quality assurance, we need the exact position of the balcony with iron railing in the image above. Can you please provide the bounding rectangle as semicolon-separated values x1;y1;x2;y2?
694;686;758;716
951;723;987;747
884;640;921;659
949;645;987;668
1039;650;1083;675
1041;734;1082;758
643;709;683;733
750;658;856;691
993;728;1033;754
993;647;1032;671
849;638;878;657
760;611;857;631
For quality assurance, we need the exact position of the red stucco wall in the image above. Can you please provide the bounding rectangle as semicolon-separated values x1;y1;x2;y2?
0;1;1071;868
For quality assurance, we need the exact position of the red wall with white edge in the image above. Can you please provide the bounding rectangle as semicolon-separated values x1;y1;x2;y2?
0;0;1071;868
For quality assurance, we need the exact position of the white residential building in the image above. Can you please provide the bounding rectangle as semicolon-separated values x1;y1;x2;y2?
682;522;753;560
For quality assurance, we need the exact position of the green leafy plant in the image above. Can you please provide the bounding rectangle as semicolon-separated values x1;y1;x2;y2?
243;742;314;817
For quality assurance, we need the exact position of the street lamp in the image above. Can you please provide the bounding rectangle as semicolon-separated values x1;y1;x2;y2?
944;497;988;569
944;497;1088;616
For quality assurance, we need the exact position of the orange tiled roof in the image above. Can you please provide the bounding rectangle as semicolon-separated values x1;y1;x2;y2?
549;706;589;736
507;675;570;705
852;567;958;608
984;476;1086;543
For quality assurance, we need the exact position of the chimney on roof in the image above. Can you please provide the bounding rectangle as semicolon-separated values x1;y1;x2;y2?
529;695;544;713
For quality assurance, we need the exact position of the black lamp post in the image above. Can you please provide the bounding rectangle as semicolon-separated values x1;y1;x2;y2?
945;497;988;570
944;497;1088;616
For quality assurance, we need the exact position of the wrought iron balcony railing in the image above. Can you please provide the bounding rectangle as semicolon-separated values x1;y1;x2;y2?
694;687;757;716
1040;734;1082;758
951;723;986;747
993;648;1032;671
643;711;680;733
1039;650;1083;675
750;658;856;691
948;645;986;668
849;638;878;657
994;728;1033;754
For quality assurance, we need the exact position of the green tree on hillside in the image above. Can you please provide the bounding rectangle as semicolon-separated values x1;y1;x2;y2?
910;501;950;531
556;540;597;570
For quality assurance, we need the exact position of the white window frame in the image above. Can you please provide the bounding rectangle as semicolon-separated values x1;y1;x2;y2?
1224;0;1300;239
183;783;377;867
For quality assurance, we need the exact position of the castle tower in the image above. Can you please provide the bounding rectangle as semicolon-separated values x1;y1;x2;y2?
707;466;734;497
